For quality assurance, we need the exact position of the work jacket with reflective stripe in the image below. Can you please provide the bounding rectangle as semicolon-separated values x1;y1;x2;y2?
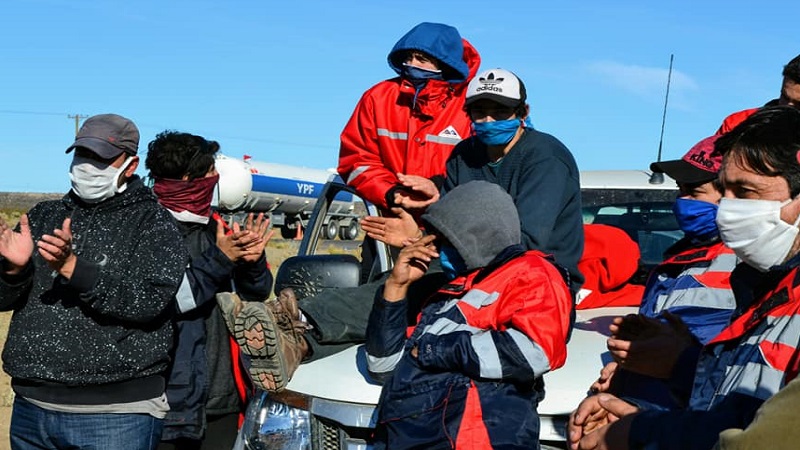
629;260;800;450
639;239;738;345
366;249;572;449
337;40;480;210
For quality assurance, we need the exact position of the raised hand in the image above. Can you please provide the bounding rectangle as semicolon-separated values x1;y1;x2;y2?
360;207;421;248
0;214;34;274
37;217;77;279
383;234;438;302
239;213;273;263
393;173;440;210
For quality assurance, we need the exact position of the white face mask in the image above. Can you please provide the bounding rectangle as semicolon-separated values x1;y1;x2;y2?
69;155;134;203
716;197;800;272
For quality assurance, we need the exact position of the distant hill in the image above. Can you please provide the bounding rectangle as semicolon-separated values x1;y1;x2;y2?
0;192;62;212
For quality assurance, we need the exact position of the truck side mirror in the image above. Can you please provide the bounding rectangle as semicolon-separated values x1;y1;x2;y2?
274;254;362;300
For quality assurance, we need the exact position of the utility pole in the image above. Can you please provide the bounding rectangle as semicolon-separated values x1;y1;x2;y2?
67;114;88;136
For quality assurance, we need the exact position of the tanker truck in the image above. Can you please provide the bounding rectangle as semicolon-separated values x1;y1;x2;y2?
215;154;361;240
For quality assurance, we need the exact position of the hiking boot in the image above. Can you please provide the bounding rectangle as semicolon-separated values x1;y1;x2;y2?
232;288;310;392
216;291;244;335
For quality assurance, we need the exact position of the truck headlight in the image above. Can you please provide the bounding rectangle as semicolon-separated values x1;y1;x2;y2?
240;391;311;450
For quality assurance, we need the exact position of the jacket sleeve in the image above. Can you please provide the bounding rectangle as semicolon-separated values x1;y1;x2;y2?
0;262;33;310
365;286;410;382
174;243;236;314
516;153;577;256
232;252;272;301
415;265;571;384
337;90;401;209
67;210;189;323
628;392;765;450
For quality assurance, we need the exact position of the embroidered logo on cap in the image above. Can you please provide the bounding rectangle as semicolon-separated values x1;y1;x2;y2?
475;72;504;93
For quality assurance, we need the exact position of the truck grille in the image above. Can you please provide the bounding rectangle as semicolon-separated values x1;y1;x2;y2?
311;416;371;450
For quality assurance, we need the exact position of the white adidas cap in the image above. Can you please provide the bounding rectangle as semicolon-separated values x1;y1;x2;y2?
465;68;527;108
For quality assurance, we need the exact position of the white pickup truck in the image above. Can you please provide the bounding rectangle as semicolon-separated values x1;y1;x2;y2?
233;170;680;450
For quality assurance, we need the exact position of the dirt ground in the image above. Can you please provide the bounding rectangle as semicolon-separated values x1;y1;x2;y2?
0;310;13;450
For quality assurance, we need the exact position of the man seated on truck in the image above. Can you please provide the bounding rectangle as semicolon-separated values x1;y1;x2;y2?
219;67;585;395
366;181;573;449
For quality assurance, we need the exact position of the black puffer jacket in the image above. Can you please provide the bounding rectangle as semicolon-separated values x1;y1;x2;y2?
0;178;188;404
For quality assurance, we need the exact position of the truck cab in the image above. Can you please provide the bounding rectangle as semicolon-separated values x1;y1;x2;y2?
234;170;680;450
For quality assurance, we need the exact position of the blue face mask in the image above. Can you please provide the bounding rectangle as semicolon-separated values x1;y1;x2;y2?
439;244;467;281
473;117;533;146
672;197;719;241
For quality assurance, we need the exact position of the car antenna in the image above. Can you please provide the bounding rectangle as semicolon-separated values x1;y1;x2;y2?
649;53;674;185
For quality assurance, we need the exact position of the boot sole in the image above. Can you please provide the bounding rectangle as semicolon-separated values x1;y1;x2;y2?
233;303;290;392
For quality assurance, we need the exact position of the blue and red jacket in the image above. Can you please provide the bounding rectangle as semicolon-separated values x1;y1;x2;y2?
639;238;738;345
629;259;800;450
366;247;572;449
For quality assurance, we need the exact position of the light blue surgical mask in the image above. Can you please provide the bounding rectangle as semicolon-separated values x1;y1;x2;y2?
473;117;533;146
439;244;467;281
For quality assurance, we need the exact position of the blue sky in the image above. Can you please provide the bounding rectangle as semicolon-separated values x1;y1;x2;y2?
1;0;796;193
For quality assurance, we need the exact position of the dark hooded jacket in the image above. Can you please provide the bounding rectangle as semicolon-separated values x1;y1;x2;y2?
162;215;272;441
365;181;572;449
444;128;585;294
0;177;187;404
338;22;481;211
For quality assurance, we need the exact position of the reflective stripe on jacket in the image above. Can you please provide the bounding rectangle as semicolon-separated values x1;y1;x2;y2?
366;249;572;449
639;240;738;344
337;39;480;210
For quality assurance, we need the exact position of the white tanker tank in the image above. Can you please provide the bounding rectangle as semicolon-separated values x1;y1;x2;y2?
215;154;360;240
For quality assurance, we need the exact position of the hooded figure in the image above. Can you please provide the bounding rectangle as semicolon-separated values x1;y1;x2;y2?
366;181;573;449
338;22;481;211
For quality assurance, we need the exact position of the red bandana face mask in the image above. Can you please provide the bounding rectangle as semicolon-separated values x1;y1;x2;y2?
153;175;219;218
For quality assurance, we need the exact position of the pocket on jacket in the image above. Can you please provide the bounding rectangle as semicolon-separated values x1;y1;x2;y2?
378;379;469;445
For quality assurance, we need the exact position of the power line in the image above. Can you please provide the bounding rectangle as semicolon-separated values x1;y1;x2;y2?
0;109;66;117
67;114;88;137
0;110;334;151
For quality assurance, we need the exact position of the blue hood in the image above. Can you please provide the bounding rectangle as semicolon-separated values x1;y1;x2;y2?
387;22;470;83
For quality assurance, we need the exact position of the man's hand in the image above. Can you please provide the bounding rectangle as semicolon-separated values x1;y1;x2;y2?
590;361;618;394
607;312;695;379
37;217;77;279
360;207;421;248
383;234;438;302
392;173;439;210
569;394;637;450
0;214;34;274
239;213;273;263
215;218;264;263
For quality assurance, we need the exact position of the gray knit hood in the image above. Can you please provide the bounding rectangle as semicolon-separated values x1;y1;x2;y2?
422;181;521;271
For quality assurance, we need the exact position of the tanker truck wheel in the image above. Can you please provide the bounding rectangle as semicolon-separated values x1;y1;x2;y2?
324;220;339;240
339;220;359;240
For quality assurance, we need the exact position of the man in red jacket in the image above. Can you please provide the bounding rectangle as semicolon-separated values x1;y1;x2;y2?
338;21;481;213
221;22;481;393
